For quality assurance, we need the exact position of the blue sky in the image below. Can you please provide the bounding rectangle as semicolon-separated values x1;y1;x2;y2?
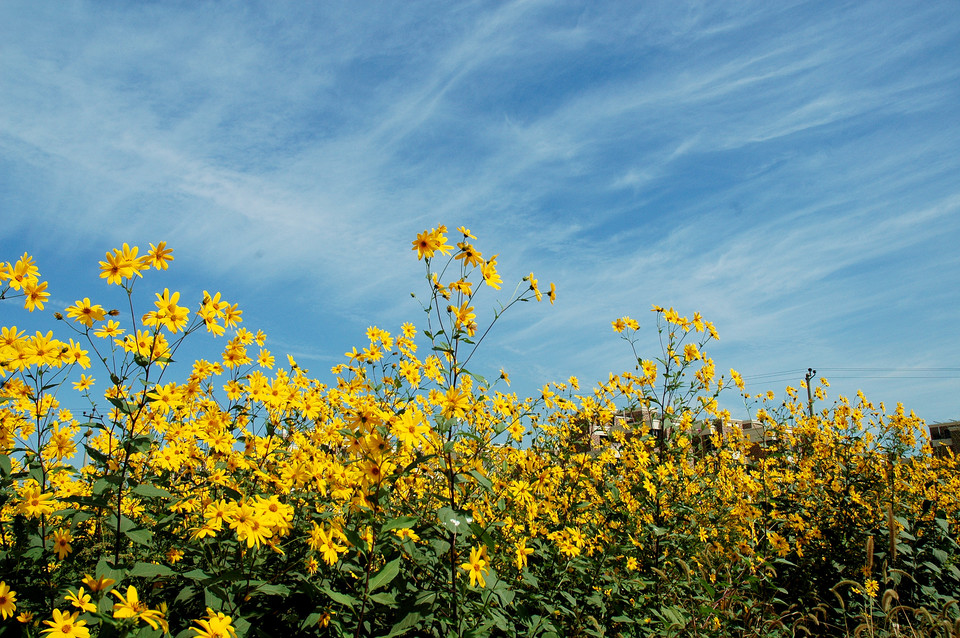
2;1;959;424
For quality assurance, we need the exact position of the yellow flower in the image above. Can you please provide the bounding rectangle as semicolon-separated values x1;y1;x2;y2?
148;241;174;270
412;226;452;260
111;585;168;632
393;528;421;543
0;581;16;620
99;243;146;284
527;272;542;301
18;482;58;518
461;545;489;587
52;529;73;559
6;253;39;290
864;579;879;598
612;316;639;333
93;320;124;339
451;302;476;333
65;298;106;328
153;288;190;333
81;574;116;594
63;339;91;368
65;588;97;613
481;255;502;289
227;502;273;549
442;385;470;420
72;374;95;391
41;609;89;638
391;410;430;447
190;608;238;638
514;539;533;570
730;369;745;390
309;523;348;565
454;242;483;268
23;279;49;311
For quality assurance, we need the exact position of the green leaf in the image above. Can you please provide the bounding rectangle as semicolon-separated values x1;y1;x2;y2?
935;518;950;534
132;483;172;499
183;569;210;581
469;469;493;491
250;583;290;597
85;445;112;466
0;454;11;477
129;562;175;578
107;514;135;532
174;585;196;605
368;591;397;605
493;586;515;607
124;528;154;546
438;506;472;535
107;396;137;415
368;557;402;592
324;587;358;608
386;611;423;637
126;435;153;455
300;613;324;630
233;617;251;638
381;516;419;533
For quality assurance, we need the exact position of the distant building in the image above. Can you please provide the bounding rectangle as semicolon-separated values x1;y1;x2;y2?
928;421;960;458
588;407;783;460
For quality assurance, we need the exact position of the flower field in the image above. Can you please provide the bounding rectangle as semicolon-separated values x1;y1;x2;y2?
1;227;958;637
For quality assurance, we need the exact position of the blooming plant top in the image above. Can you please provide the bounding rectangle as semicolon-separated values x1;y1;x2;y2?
0;231;956;637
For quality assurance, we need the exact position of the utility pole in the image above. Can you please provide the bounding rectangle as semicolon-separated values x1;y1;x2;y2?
805;368;817;418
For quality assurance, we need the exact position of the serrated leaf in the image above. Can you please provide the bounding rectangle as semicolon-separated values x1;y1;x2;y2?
469;469;492;491
233;616;251;638
124;528;154;545
107;514;135;532
126;435;153;455
85;445;112;466
324;587;358;608
368;557;402;592
368;591;396;605
0;454;11;477
300;613;324;630
183;569;210;582
438;506;472;535
174;585;196;605
386;611;422;637
381;516;419;533
132;483;172;499
250;583;290;597
107;396;136;415
129;562;175;578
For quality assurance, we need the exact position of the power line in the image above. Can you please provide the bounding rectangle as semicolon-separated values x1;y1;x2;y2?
741;367;960;381
819;367;960;372
815;375;960;379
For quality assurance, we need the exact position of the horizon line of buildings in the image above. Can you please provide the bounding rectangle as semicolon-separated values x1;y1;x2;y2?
587;407;960;459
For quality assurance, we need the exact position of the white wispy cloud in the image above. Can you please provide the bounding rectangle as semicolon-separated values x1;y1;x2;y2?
1;0;958;420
